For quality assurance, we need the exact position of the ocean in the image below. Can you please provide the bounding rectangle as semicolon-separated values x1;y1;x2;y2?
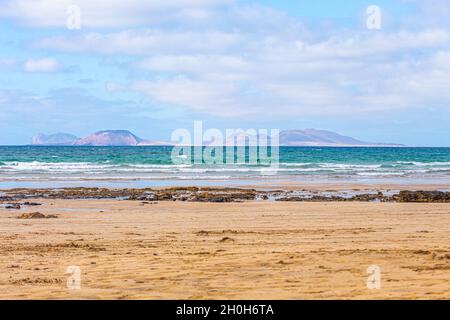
0;146;449;188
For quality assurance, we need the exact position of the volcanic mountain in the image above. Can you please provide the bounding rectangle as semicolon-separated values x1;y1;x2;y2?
31;129;403;147
31;130;170;146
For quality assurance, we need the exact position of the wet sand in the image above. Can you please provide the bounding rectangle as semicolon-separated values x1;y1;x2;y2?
1;198;450;299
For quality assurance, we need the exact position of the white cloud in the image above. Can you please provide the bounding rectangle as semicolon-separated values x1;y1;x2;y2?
295;30;449;59
23;58;63;73
0;0;232;28
430;50;450;70
124;27;450;118
132;77;244;116
5;0;450;120
33;30;243;55
136;54;249;75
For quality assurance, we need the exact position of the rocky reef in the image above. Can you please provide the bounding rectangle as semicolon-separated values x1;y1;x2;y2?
395;191;450;203
1;187;449;203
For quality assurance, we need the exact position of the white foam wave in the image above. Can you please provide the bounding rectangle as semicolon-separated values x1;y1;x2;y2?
396;161;450;166
1;161;449;179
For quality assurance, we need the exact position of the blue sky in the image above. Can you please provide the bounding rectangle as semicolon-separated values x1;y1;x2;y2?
0;0;449;146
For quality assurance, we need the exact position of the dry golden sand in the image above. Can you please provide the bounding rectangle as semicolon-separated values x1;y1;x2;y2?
1;199;450;299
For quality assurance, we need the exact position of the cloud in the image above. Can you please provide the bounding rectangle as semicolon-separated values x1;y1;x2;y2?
23;58;63;73
125;27;450;118
294;30;449;58
0;0;232;28
136;54;249;75
3;0;450;127
27;1;450;118
33;30;243;55
132;77;249;117
430;50;450;70
0;58;17;69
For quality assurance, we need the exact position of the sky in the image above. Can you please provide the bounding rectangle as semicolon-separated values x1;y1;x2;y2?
0;0;449;146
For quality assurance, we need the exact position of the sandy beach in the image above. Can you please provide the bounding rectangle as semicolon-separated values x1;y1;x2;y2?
1;194;449;299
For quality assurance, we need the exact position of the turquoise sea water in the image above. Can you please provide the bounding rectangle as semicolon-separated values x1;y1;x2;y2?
0;146;449;188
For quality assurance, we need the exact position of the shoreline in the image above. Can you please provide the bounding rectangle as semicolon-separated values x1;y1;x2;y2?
0;175;449;191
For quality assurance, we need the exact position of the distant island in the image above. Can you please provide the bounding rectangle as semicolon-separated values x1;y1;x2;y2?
31;133;79;146
30;129;404;147
31;130;170;146
276;129;404;147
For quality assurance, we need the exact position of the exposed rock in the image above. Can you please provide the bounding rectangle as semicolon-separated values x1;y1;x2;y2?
0;196;16;202
22;202;42;206
2;187;449;204
396;191;450;203
18;212;57;219
219;237;235;243
5;203;21;210
350;193;386;202
4;202;42;209
196;231;210;236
